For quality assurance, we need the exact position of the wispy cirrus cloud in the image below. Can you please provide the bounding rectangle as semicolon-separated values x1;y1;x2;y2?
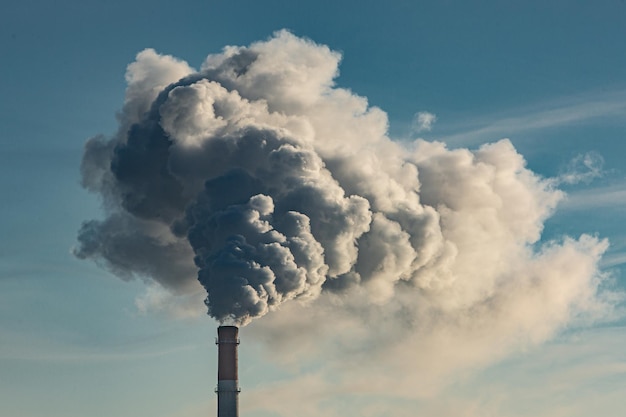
438;89;626;147
601;252;626;268
560;181;626;211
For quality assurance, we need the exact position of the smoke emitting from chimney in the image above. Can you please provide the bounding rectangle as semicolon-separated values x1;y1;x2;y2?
216;326;239;417
74;29;611;371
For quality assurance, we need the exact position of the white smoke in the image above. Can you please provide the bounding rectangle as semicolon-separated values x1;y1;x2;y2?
75;30;612;361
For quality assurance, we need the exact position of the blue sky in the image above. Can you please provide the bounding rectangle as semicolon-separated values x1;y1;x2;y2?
2;1;626;416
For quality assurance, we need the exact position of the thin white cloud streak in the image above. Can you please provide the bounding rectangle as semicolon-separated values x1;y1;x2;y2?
560;182;626;211
601;251;626;268
438;89;626;147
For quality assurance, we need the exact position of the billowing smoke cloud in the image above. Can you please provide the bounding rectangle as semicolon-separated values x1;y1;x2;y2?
75;31;611;336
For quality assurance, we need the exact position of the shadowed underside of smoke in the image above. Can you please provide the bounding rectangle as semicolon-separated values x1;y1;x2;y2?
74;30;609;329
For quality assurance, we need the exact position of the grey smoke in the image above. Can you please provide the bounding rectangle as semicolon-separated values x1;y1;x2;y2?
75;31;609;328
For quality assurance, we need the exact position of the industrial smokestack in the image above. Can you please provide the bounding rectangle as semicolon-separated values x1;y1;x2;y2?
216;326;239;417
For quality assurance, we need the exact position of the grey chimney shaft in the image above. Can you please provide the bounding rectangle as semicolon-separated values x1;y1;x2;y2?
216;326;239;417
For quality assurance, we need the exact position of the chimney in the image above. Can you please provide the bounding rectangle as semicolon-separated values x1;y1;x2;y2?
216;326;240;417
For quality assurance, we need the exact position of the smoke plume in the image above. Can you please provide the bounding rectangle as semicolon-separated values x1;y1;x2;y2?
75;31;610;335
